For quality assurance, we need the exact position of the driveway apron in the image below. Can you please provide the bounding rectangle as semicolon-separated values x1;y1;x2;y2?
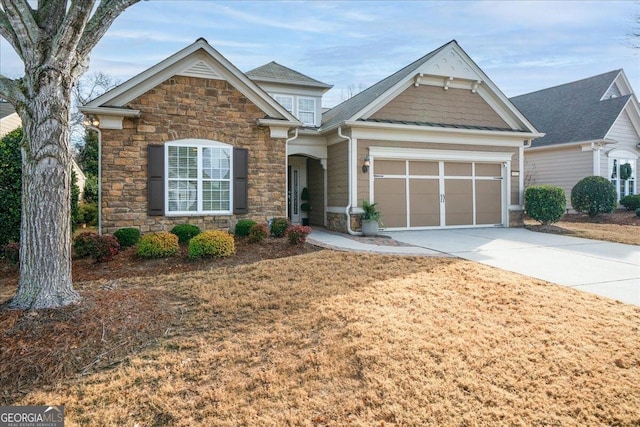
387;228;640;306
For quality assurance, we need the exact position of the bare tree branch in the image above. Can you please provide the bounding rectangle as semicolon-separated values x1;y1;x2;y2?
77;0;141;59
0;10;22;58
0;0;38;62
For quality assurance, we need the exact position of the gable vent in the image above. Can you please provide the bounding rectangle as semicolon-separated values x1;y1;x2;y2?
178;60;222;80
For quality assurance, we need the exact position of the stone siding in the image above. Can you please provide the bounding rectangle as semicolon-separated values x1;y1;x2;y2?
100;75;286;234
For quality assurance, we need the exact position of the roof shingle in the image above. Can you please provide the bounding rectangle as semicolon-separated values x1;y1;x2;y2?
246;61;332;89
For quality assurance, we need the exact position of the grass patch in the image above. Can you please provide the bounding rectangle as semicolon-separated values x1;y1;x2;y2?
2;251;639;425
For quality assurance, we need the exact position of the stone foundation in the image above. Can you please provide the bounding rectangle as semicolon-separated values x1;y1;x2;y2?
509;209;525;227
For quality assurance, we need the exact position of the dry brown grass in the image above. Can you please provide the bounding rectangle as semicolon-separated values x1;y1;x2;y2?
6;251;640;426
547;221;640;246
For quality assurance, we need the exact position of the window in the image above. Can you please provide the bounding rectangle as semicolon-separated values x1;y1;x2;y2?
298;97;316;126
166;141;232;214
273;95;293;114
609;153;637;201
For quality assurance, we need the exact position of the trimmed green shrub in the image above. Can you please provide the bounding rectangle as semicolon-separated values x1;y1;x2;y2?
188;230;236;259
286;225;312;245
138;232;179;258
248;223;268;243
524;185;566;225
571;176;617;217
0;128;22;246
80;203;98;227
270;217;290;238
235;219;257;237
2;242;19;265
72;232;119;262
636;208;640;218
170;224;201;244
113;227;141;249
620;194;640;211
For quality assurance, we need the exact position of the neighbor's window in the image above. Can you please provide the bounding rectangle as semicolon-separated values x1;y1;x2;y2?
609;155;636;201
166;141;232;214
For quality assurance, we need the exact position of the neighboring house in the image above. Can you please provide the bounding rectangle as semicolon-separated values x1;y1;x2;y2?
80;38;541;235
511;70;640;208
0;101;88;199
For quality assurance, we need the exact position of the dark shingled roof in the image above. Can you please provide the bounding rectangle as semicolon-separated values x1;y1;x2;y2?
321;41;454;130
246;61;332;89
363;118;522;133
510;70;628;148
0;101;16;120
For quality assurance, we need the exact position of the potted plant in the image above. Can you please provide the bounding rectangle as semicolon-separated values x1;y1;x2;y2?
361;200;381;236
300;187;311;226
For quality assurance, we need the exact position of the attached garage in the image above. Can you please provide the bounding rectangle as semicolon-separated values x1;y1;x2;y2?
369;148;512;230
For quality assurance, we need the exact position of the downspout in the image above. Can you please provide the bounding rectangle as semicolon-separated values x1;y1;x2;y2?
338;126;362;235
85;125;102;236
285;128;299;220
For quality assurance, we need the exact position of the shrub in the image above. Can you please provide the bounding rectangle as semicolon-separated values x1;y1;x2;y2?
636;208;640;218
72;232;119;262
235;219;257;237
2;242;19;265
620;194;640;211
83;175;98;204
80;203;98;227
188;230;236;259
73;232;99;259
571;176;617;217
248;223;268;243
138;232;179;258
113;227;141;249
170;224;201;244
71;170;81;231
0;128;22;246
270;217;290;238
286;225;312;245
524;185;566;225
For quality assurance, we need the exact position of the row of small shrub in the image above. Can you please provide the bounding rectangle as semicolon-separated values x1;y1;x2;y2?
234;218;312;245
525;176;625;224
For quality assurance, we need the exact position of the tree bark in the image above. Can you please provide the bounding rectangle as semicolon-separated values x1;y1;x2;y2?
9;69;80;309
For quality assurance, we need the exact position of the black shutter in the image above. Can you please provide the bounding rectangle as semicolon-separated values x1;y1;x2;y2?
233;147;248;215
147;145;165;216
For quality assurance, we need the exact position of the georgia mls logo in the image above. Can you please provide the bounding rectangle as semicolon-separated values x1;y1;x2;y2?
0;405;64;427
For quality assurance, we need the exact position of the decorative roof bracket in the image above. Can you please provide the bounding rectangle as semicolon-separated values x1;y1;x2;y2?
443;76;453;91
472;80;481;93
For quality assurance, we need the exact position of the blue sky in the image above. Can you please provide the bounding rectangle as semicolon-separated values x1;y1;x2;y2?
1;0;639;108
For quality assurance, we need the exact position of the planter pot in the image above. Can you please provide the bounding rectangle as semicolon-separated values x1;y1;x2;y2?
301;218;309;226
361;219;379;237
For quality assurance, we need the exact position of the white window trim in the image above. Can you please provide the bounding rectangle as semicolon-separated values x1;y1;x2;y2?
270;93;317;126
272;94;294;114
607;150;637;201
165;139;233;216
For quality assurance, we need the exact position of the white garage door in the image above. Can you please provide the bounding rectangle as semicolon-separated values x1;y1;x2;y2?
373;159;504;229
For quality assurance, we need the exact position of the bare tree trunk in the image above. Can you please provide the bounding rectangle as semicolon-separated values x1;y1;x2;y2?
9;71;80;309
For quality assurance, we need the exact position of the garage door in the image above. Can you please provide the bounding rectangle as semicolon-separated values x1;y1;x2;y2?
373;159;503;229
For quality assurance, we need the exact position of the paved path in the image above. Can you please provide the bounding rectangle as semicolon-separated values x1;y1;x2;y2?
308;227;640;306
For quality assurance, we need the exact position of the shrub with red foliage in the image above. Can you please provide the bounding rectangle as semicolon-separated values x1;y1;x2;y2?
285;225;312;245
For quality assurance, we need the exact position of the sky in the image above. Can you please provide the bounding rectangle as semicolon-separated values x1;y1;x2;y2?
1;0;639;108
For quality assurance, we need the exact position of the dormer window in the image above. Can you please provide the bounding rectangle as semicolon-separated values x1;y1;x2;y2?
270;93;317;126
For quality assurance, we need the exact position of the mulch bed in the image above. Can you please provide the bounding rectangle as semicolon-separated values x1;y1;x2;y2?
0;237;320;405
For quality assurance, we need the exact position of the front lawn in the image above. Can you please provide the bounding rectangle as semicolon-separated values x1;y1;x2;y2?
2;250;639;426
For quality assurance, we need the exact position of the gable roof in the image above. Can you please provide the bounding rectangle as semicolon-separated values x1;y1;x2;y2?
246;61;332;90
510;70;632;148
83;38;299;125
321;40;538;135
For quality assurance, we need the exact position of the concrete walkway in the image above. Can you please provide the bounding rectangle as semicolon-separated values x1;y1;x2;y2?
307;227;640;306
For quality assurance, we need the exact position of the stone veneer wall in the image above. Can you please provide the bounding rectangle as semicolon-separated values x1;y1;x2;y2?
326;211;362;233
100;76;286;234
509;209;524;227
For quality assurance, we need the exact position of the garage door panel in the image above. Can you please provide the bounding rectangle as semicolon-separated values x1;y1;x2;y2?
444;162;472;176
475;163;502;177
375;160;405;175
445;179;473;226
409;179;440;226
476;180;502;224
374;178;407;228
409;161;439;176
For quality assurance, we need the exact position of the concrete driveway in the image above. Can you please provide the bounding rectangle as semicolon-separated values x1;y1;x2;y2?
387;228;640;306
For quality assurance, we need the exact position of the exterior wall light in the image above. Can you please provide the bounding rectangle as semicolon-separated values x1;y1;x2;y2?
83;115;100;127
362;155;370;173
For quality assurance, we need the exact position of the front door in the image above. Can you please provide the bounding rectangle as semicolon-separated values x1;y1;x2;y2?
288;156;307;224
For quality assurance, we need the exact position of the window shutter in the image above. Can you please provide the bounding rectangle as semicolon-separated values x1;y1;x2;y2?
147;145;165;216
233;147;248;214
